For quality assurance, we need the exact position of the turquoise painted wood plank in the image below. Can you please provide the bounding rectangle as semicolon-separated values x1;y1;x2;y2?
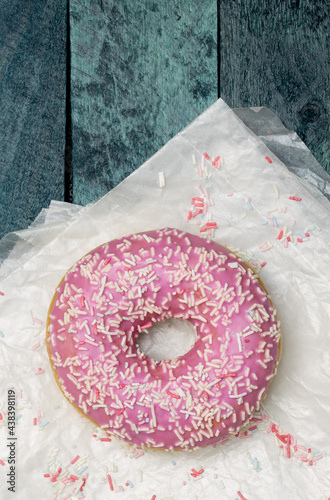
219;0;329;173
70;0;218;205
0;0;67;239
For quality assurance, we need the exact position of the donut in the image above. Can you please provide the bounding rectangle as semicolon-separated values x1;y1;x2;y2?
47;227;281;451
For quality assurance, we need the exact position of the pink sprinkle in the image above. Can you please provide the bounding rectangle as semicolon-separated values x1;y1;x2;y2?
107;474;114;491
237;492;247;500
203;152;210;160
0;291;4;296
203;187;211;202
190;468;204;477
192;209;203;218
0;460;5;466
33;317;43;324
33;418;37;425
134;452;144;459
260;262;267;268
212;158;221;169
80;477;87;491
141;322;152;330
100;437;111;442
167;391;180;399
116;408;125;416
271;423;278;433
265;156;272;163
276;433;287;444
81;296;85;308
35;368;45;375
267;216;274;227
287;434;291;459
71;455;79;465
32;342;41;351
219;372;236;378
104;258;111;265
187;210;192;220
289;196;302;201
305;232;310;237
297;238;303;243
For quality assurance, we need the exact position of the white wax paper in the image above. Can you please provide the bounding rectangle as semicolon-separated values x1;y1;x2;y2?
0;99;330;500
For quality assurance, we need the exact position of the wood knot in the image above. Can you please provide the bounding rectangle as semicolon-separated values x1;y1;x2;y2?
298;103;321;123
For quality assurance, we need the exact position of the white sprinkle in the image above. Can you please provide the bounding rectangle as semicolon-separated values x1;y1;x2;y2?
229;392;247;398
237;332;242;352
158;172;165;188
206;378;222;389
99;276;107;297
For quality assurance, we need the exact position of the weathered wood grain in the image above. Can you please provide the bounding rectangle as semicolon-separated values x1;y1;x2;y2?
70;0;218;205
0;0;67;238
219;0;329;172
1;0;328;240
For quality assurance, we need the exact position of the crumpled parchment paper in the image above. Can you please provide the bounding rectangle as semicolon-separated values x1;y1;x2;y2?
0;99;329;500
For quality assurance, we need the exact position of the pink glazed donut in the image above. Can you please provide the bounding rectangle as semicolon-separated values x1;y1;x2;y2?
47;228;281;451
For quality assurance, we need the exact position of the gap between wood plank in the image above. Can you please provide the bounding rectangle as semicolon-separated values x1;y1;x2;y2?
65;0;73;203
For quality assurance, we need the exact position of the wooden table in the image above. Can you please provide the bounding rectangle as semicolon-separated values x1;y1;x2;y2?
0;0;328;239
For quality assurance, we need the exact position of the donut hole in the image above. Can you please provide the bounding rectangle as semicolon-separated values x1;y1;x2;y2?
136;318;198;361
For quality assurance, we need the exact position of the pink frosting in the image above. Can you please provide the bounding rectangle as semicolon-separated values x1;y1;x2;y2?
48;228;281;451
